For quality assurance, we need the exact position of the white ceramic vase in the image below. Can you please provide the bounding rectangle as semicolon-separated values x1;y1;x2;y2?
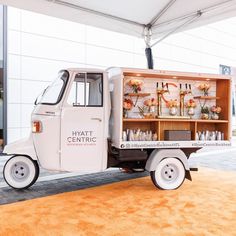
187;107;195;118
169;107;177;116
211;113;219;120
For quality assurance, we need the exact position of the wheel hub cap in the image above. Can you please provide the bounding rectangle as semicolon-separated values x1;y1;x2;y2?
161;164;178;182
10;162;30;182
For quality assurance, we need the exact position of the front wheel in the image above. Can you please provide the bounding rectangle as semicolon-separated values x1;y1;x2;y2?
150;157;185;190
3;155;39;189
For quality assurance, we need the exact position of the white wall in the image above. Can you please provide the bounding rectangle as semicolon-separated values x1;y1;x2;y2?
7;7;236;143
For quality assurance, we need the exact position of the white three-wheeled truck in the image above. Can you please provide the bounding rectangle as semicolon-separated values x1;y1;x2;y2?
2;68;232;190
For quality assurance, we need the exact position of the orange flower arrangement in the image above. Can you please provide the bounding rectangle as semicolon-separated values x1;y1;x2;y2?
143;98;157;116
186;99;196;108
166;99;179;108
144;98;157;107
123;98;133;110
128;79;143;93
123;98;133;118
211;105;222;114
198;83;210;96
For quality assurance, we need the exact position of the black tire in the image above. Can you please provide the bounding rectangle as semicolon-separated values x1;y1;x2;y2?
3;155;40;190
150;158;185;190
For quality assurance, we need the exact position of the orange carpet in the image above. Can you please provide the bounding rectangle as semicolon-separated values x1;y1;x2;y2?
0;168;236;236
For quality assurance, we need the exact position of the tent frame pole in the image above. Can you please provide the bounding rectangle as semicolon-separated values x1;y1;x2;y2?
149;0;177;27
144;27;154;69
151;11;202;48
47;0;143;27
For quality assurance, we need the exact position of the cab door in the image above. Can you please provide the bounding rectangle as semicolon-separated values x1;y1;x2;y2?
60;72;105;172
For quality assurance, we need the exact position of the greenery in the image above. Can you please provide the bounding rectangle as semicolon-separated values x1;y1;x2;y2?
201;106;209;114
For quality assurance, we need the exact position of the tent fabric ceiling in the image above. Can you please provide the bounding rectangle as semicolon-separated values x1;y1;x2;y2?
1;0;236;41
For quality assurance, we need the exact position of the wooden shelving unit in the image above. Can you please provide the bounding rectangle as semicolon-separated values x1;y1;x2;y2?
122;71;231;143
193;96;220;100
123;118;229;141
124;93;151;107
123;118;228;123
125;93;150;97
195;119;228;123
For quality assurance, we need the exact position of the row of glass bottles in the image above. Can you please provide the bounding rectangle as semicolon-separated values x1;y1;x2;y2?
123;129;158;141
196;130;224;141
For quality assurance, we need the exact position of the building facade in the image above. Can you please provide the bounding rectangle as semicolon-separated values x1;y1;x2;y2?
0;5;6;149
3;6;236;144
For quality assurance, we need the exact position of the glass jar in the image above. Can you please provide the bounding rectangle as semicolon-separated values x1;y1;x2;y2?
169;107;177;116
211;113;219;120
201;113;209;120
187;107;195;118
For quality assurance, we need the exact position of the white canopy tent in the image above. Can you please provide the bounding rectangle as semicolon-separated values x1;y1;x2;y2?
1;0;236;67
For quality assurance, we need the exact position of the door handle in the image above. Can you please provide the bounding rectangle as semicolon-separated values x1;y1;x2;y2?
91;118;102;122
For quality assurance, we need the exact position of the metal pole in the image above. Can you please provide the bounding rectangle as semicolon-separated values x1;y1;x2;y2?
149;0;177;27
47;0;144;27
3;5;7;145
152;0;235;30
144;27;154;69
151;11;202;48
145;47;154;69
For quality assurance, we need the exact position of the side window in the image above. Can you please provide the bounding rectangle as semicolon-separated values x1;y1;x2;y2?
87;73;103;106
67;73;87;106
67;73;103;107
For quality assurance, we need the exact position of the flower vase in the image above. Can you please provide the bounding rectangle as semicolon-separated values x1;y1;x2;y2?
211;113;219;120
169;107;177;116
187;107;195;118
123;110;128;118
150;106;156;118
201;113;209;120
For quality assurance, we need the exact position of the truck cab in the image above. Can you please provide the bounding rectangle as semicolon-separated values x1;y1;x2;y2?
3;69;112;188
32;69;110;172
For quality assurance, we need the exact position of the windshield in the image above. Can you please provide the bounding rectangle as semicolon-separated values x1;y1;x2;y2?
36;70;69;105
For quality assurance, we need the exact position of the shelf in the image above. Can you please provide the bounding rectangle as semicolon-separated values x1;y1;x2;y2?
158;118;194;122
123;118;157;122
193;96;220;100
196;119;228;123
158;115;190;119
123;118;228;123
124;93;151;97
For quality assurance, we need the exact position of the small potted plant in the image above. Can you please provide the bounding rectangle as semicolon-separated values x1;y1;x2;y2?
186;99;196;118
201;106;210;120
166;99;179;116
211;105;222;120
198;83;210;96
123;98;133;118
128;79;143;93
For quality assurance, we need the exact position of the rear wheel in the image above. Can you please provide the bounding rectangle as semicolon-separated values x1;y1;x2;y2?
150;157;185;190
3;155;39;189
